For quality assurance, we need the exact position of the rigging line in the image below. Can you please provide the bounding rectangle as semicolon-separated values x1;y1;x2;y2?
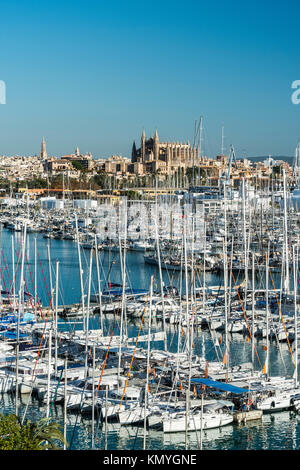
0;262;15;311
68;381;89;450
268;267;295;368
10;235;22;290
47;365;64;420
14;246;45;321
21;290;55;424
0;250;18;311
269;313;288;375
1;250;14;295
119;285;151;408
226;250;262;368
95;301;121;398
37;251;53;308
24;250;44;317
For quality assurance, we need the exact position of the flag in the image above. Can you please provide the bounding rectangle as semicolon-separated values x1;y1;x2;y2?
219;336;222;345
263;362;267;374
193;385;197;397
262;345;267;351
222;351;227;365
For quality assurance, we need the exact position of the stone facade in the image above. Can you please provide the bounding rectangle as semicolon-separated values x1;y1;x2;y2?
131;130;199;175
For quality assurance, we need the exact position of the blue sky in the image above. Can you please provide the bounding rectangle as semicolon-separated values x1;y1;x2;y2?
0;0;300;159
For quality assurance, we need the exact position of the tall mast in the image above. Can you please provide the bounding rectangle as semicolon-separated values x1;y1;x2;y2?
75;214;85;331
55;260;59;376
34;236;37;315
221;124;225;156
223;237;228;376
265;248;270;378
46;329;52;421
11;235;15;313
293;245;298;388
94;233;103;332
118;200;128;387
85;248;93;378
143;275;153;450
15;222;27;417
47;242;53;304
283;169;290;293
155;187;167;351
198;116;203;185
252;253;255;370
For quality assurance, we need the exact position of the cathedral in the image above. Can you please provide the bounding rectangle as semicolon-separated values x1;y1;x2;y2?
131;130;199;175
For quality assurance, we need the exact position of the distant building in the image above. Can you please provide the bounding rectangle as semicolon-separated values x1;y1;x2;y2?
61;149;94;170
131;130;199;175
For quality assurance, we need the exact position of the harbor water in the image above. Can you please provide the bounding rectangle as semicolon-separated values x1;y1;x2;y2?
0;227;298;450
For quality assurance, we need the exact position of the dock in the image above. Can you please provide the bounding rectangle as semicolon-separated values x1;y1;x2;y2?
233;409;263;424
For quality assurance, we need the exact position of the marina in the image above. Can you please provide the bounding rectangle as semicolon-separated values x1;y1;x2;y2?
0;175;299;450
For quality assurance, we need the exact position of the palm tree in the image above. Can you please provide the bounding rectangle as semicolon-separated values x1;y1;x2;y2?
0;414;68;450
30;417;68;450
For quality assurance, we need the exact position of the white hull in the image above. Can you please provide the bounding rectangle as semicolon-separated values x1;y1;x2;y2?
163;412;233;433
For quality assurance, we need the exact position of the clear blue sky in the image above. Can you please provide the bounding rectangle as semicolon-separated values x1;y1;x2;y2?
0;0;300;159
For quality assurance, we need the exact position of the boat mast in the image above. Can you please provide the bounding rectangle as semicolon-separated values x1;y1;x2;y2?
46;329;52;421
118;199;128;389
293;245;298;388
15;222;27;417
55;260;59;376
11;235;15;314
143;275;153;450
94;233;103;332
283;169;290;293
155;189;167;351
47;242;53;304
34;236;37;315
265;247;270;378
252;253;255;370
85;248;93;379
63;355;67;450
75;214;85;332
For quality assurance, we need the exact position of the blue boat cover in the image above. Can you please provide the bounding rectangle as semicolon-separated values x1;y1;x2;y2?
102;288;148;296
190;378;251;394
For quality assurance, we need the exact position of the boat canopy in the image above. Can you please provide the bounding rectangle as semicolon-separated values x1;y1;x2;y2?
190;378;252;394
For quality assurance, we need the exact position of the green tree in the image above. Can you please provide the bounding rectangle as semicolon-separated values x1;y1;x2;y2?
0;414;67;450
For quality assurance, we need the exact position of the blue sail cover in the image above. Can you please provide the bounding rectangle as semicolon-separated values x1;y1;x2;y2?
190;378;251;394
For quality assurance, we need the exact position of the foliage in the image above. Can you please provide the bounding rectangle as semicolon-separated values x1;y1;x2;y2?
0;414;67;450
71;161;85;172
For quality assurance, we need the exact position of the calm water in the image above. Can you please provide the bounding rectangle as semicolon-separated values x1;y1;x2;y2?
0;226;298;450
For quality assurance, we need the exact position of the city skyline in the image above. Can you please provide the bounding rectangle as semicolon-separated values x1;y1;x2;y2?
0;0;300;159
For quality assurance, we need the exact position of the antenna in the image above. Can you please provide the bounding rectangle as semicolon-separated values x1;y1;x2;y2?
221;124;225;155
197;116;203;185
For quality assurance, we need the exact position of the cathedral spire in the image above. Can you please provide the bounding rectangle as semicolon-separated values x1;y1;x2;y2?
40;137;47;160
141;129;146;160
131;140;137;162
154;129;159;160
